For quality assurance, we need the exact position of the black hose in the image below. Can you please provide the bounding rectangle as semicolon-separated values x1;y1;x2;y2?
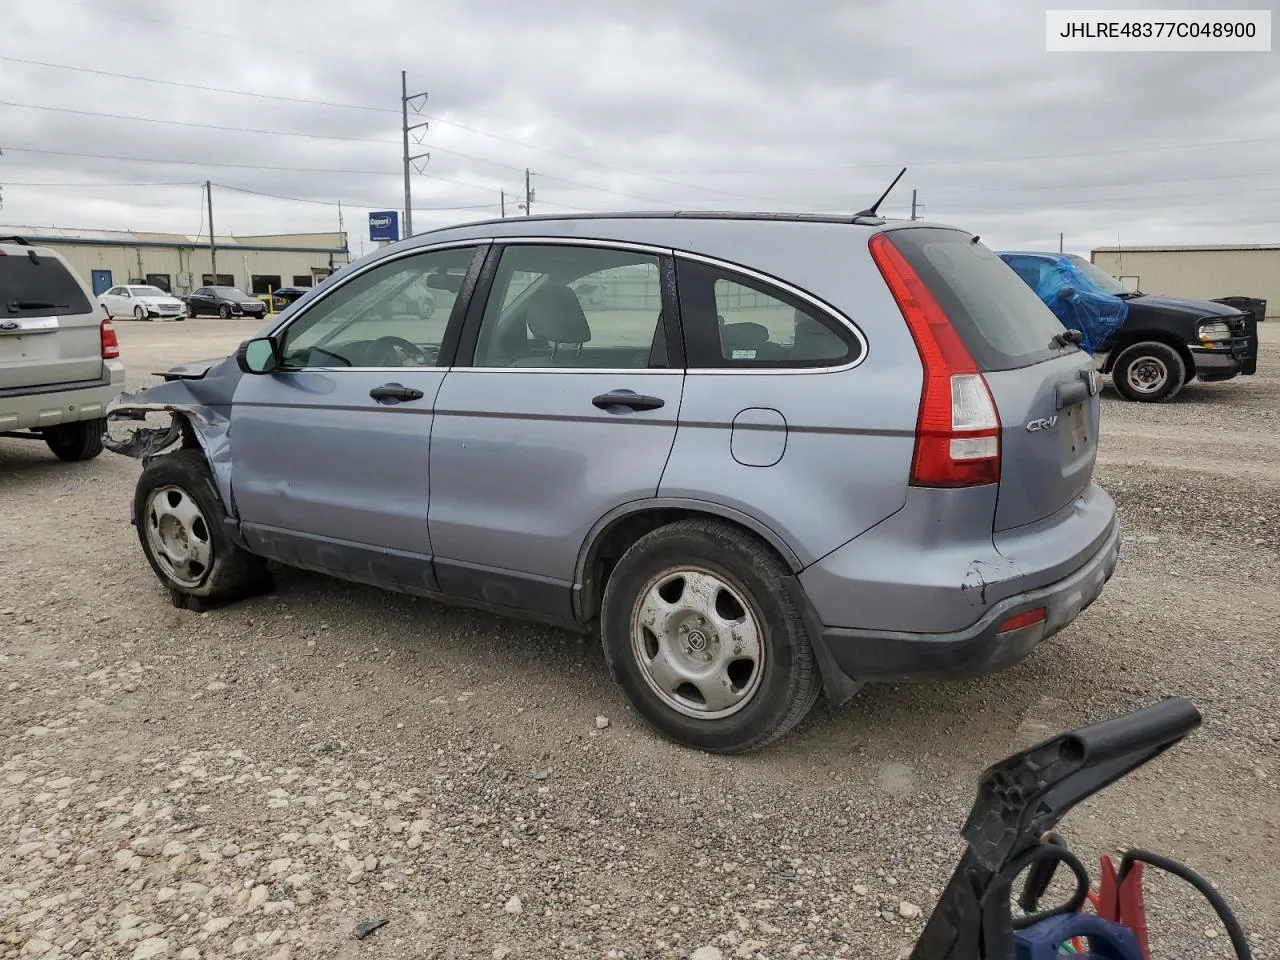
1119;849;1252;960
999;843;1091;930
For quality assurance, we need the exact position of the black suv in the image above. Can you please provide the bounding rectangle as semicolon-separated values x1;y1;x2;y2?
1000;251;1258;402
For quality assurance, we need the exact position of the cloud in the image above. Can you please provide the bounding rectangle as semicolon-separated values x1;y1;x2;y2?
1;0;1277;254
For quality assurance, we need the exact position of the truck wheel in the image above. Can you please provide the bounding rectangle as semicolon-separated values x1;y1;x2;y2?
599;519;820;753
44;418;106;461
1112;342;1185;403
134;449;272;610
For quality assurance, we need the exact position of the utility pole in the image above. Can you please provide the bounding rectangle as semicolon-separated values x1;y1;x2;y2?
910;189;918;221
205;180;217;282
400;70;429;238
519;168;535;216
501;189;506;218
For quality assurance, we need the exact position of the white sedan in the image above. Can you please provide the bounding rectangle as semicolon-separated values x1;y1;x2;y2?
99;285;188;321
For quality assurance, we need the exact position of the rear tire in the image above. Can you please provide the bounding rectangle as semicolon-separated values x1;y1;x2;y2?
600;519;820;753
43;419;106;461
1112;341;1185;402
134;449;272;609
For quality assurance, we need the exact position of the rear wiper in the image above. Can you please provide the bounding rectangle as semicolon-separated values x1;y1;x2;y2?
1051;329;1083;349
6;299;67;312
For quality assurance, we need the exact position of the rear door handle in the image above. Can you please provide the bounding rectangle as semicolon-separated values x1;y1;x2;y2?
370;382;424;404
592;389;665;412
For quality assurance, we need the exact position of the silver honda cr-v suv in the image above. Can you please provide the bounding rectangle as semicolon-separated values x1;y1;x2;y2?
107;212;1119;753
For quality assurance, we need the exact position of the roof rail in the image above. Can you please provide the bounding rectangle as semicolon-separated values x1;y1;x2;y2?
0;235;32;246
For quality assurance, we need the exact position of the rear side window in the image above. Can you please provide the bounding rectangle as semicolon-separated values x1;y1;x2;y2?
676;258;861;369
885;228;1065;371
0;252;93;318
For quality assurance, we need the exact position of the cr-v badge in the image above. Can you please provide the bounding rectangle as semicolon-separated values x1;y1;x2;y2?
1026;416;1058;433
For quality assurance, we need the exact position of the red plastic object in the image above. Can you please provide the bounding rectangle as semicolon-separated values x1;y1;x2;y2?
1096;855;1151;959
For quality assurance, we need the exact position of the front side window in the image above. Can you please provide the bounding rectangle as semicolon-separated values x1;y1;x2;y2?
676;259;859;369
279;245;476;369
472;244;666;369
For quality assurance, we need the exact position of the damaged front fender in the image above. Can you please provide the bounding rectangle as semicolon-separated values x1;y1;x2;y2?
104;354;244;516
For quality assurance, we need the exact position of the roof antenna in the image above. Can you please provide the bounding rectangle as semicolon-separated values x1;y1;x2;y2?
855;166;907;219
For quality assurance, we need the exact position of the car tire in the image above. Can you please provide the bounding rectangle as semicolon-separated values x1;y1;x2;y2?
134;449;273;610
219;305;231;319
599;519;821;753
43;418;106;461
1112;341;1186;403
134;305;147;321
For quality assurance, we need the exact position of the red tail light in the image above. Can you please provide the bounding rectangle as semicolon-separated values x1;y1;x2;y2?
100;319;120;359
868;232;1001;487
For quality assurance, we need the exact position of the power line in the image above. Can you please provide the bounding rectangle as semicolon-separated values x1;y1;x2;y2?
212;182;501;212
0;56;398;114
44;0;374;69
0;100;402;144
703;136;1280;175
0;59;793;205
0;179;195;187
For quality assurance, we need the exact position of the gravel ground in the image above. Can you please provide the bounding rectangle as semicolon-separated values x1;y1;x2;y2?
2;317;1277;960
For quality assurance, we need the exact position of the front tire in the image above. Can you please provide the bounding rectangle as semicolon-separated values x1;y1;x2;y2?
219;304;231;319
134;449;272;609
134;305;147;321
600;519;820;753
1112;341;1186;402
43;418;106;461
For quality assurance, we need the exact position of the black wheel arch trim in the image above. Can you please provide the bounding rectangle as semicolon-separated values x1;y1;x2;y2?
573;498;806;628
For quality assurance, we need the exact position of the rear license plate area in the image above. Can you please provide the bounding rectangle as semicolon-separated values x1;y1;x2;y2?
1066;402;1088;453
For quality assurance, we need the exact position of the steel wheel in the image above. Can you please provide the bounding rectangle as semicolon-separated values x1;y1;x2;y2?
629;566;765;720
143;484;213;588
1125;355;1169;395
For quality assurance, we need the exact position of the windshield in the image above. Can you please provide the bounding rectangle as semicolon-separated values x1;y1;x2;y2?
128;286;166;297
212;286;250;298
1065;255;1129;295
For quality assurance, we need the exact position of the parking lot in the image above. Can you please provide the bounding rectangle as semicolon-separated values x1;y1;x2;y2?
2;317;1277;959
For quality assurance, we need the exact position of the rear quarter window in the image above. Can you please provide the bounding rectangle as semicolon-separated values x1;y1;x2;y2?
885;227;1066;371
0;252;93;318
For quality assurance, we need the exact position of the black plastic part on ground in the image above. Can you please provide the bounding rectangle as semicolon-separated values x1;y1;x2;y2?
909;697;1202;960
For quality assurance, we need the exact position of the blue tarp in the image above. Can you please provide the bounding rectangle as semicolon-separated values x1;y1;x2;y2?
1004;256;1128;355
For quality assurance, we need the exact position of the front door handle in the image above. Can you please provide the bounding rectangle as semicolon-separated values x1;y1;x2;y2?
370;382;425;404
592;389;665;412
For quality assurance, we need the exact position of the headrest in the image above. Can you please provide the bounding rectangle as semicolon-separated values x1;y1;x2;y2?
526;284;591;345
720;321;771;348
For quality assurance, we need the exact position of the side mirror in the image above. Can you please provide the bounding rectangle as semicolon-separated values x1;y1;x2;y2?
236;337;280;374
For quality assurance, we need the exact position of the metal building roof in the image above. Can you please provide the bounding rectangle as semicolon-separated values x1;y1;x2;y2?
0;224;347;253
1092;243;1280;253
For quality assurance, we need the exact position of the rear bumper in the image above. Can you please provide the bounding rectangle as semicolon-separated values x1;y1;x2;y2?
817;517;1120;683
0;360;125;431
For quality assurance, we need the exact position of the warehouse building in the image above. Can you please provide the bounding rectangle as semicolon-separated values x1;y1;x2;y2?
0;224;350;298
1091;243;1276;319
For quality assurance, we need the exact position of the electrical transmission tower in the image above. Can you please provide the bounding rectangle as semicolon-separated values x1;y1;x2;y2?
401;71;430;237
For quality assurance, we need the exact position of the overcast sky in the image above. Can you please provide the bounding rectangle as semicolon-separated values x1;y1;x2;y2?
3;0;1278;256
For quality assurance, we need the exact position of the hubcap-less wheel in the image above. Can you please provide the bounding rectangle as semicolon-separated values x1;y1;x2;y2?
144;484;213;587
630;566;765;719
1126;356;1169;395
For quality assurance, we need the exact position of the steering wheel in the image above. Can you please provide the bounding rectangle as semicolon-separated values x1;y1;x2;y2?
368;335;431;367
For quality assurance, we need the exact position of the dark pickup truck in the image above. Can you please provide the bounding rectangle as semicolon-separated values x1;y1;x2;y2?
999;251;1258;403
